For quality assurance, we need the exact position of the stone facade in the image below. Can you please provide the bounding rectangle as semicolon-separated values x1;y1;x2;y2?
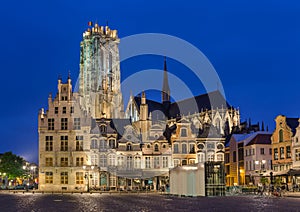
38;23;238;192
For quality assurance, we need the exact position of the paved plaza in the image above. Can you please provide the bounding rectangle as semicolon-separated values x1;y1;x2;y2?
0;192;299;211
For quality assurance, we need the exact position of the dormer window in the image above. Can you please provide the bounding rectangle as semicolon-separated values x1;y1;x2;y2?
154;144;159;152
127;143;132;151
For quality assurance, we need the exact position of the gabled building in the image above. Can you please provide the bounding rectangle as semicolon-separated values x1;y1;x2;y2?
271;115;297;175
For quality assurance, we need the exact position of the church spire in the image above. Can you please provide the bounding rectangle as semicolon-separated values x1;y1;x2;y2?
162;57;170;103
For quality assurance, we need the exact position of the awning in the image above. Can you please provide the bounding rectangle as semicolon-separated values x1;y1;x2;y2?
273;170;289;176
287;169;300;176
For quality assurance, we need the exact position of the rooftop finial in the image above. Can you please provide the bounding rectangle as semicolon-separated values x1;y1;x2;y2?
68;70;71;80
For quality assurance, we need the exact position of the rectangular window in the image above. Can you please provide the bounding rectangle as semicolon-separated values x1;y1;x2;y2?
76;172;84;184
62;107;67;114
61;172;68;184
76;157;84;166
274;148;278;160
70;106;74;114
45;172;53;184
269;148;272;155
60;157;68;167
99;155;107;167
182;143;187;154
76;136;83;151
48;118;54;130
182;159;187;165
260;148;264;155
174;159;180;167
45;136;53;151
74;118;81;130
189;143;195;153
154;157;160;168
280;147;285;159
180;128;187;137
60;136;68;151
55;107;58;114
91;154;98;166
286;146;291;158
45;157;53;166
145;157;151;168
61;118;68;130
189;159;195;164
173;144;179;153
162;157;168;168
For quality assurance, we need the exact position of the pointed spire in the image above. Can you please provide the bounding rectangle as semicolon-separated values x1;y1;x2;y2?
68;70;71;80
266;125;269;132
261;121;265;131
162;56;170;103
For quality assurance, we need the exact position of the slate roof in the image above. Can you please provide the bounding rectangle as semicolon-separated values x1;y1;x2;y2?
246;133;272;146
134;90;231;119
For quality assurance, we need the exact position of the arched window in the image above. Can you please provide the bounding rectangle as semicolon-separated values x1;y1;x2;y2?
127;143;132;151
109;139;115;149
154;144;159;152
99;139;106;150
91;139;98;149
100;125;106;133
215;118;221;132
279;129;283;142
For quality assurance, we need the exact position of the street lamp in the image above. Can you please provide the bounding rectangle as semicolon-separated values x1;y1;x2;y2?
255;160;266;185
83;166;94;192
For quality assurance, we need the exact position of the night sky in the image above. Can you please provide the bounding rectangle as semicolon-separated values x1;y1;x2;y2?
0;0;299;163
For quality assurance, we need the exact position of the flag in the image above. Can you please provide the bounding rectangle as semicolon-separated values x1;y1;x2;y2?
88;21;93;27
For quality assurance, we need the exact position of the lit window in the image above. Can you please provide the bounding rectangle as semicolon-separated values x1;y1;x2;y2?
280;147;285;159
55;107;58;114
60;157;68;167
76;172;84;184
45;157;53;166
274;148;278;160
61;172;68;184
45;172;53;184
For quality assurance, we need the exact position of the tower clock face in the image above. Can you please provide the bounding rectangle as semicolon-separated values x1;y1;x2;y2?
197;143;204;150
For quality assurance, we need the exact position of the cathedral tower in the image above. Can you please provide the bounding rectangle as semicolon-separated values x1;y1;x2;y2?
79;22;123;118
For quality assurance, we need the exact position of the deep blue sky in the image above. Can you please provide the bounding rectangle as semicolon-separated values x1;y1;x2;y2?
0;0;299;163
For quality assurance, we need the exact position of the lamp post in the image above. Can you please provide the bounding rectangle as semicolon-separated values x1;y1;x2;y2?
255;160;266;185
83;165;94;192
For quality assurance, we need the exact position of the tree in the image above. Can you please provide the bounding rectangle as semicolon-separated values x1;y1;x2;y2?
0;152;25;179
